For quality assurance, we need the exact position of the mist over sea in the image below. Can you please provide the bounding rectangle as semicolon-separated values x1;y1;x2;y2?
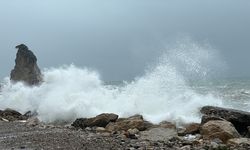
0;40;249;125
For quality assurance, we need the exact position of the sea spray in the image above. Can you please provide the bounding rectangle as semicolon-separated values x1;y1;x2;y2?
0;41;224;124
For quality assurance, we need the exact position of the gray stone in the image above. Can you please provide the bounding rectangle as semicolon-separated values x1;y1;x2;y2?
139;127;178;141
10;44;42;85
106;115;151;132
72;113;118;128
200;120;240;143
201;106;250;135
26;117;40;126
227;138;250;145
0;108;26;121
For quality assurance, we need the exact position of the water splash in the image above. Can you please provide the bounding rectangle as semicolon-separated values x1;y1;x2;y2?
0;41;224;124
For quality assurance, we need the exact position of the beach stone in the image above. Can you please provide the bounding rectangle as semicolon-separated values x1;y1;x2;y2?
71;118;87;129
0;108;24;121
26;117;40;126
128;128;140;135
72;113;118;129
159;121;176;129
182;123;200;135
201;115;225;125
200;120;240;143
106;115;150;132
179;145;191;150
227;138;250;145
10;44;42;85
201;106;250;135
210;141;219;149
86;113;118;127
95;127;107;133
139;127;178;141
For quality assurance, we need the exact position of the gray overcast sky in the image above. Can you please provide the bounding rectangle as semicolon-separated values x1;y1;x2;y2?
0;0;250;81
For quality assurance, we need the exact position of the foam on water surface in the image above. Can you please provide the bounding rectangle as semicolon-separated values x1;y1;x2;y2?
0;41;225;124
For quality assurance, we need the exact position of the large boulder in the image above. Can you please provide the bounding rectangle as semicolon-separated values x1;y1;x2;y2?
139;127;178;141
10;44;42;85
185;123;200;135
105;115;153;132
201;106;250;135
200;120;240;143
0;108;27;121
72;113;118;128
201;115;225;125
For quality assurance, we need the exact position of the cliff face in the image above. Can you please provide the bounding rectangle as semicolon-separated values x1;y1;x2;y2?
10;44;42;85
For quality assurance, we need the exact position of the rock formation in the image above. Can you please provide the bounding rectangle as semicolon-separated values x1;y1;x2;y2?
10;44;42;85
201;106;250;135
0;108;28;121
72;113;119;128
200;120;240;143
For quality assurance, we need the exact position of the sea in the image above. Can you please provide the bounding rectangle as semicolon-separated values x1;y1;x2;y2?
0;42;249;125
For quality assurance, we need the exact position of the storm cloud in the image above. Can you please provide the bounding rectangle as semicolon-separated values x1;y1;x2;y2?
0;0;250;81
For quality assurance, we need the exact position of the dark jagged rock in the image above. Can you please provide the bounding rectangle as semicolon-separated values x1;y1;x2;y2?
201;106;250;135
71;118;87;129
201;115;225;125
72;113;119;129
0;108;27;121
10;44;42;85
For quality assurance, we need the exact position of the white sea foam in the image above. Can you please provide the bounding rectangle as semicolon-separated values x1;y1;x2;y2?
0;41;224;124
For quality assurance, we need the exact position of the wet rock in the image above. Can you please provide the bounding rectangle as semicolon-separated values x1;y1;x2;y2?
127;128;139;135
200;120;240;143
26;117;40;127
0;108;26;121
139;127;178;141
10;44;42;85
177;128;186;136
95;127;107;133
124;131;138;139
201;106;250;135
201;115;225;125
159;121;176;129
86;113;118;127
71;118;87;129
209;141;219;149
179;123;200;136
72;113;118;129
23;111;38;118
106;115;150;132
179;145;191;150
0;118;9;122
227;138;250;145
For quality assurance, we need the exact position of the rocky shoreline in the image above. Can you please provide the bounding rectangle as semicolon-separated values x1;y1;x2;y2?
1;106;250;149
1;45;250;149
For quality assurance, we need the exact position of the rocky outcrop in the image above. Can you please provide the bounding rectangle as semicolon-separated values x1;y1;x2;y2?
200;120;240;143
71;113;118;128
201;106;250;135
105;115;153;132
0;108;28;121
10;44;42;85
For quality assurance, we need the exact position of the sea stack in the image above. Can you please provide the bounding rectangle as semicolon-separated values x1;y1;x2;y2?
10;44;42;85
